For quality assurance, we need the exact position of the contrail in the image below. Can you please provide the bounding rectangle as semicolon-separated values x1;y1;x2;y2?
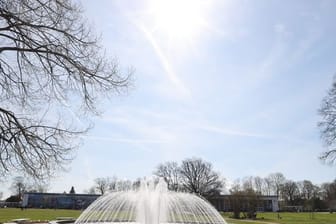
137;23;191;99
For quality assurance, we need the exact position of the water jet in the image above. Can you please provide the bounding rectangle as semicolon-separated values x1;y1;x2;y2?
75;179;227;224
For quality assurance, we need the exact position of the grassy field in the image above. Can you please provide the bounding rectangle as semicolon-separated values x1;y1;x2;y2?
1;208;336;224
222;212;336;224
0;208;81;223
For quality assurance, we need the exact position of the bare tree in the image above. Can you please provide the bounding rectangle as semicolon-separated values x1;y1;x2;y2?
263;177;273;196
268;172;286;199
116;179;132;191
132;177;142;190
27;180;49;193
94;177;111;195
253;176;263;194
179;158;224;196
9;176;49;196
321;180;336;209
108;176;118;191
229;182;259;219
0;0;130;180
84;186;96;194
228;181;243;219
300;180;315;200
10;176;27;198
230;179;242;192
92;176;138;193
153;161;180;191
242;176;254;191
319;77;336;163
281;180;299;205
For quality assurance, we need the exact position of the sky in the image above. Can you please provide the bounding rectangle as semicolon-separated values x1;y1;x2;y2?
2;0;336;197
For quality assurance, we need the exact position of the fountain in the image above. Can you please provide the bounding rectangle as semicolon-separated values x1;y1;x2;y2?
75;179;227;224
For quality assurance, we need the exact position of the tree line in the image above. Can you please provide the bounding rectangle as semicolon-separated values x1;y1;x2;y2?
87;158;224;196
2;157;336;213
229;173;336;212
86;159;336;212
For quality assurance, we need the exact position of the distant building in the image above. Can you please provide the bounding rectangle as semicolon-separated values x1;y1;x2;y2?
22;192;279;212
0;201;21;208
207;194;279;212
22;192;100;209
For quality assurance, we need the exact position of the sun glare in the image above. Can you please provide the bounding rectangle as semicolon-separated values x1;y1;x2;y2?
148;0;207;41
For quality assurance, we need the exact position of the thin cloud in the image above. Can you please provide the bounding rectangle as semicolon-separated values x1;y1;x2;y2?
85;135;169;144
101;106;271;140
198;124;271;138
136;23;192;99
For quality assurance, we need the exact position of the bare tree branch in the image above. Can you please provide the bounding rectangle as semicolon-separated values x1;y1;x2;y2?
0;0;131;180
153;161;180;191
179;158;224;196
319;77;336;164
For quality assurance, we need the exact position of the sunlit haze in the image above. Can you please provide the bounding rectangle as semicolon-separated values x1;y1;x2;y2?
147;0;209;41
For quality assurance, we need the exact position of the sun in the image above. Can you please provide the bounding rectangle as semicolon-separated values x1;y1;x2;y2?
147;0;208;41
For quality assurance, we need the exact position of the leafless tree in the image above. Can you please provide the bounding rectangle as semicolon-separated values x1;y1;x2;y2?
10;176;27;198
116;179;132;191
107;176;118;191
153;161;180;191
179;158;224;196
268;172;286;199
27;180;49;193
230;179;242;192
132;177;142;190
253;176;263;194
242;176;253;191
33;183;49;193
84;186;96;194
319;77;336;163
241;176;263;195
298;180;315;200
263;177;273;196
94;177;110;195
321;180;336;209
10;176;49;196
229;182;259;219
281;180;299;205
92;176;136;193
0;0;130;180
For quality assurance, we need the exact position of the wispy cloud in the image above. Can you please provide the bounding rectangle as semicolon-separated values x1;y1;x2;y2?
135;23;192;99
198;124;271;138
102;114;178;143
85;135;169;144
100;106;272;144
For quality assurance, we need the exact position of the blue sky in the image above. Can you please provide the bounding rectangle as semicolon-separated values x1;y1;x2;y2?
2;0;336;197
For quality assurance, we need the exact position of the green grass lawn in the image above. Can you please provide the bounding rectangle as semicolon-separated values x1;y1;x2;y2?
222;212;336;224
1;209;336;224
0;208;81;223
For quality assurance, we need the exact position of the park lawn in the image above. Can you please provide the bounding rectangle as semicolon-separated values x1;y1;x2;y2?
1;209;336;224
222;212;336;224
258;212;336;224
0;208;81;223
223;217;271;224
